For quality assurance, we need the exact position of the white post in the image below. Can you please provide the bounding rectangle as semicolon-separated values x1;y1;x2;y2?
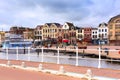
76;46;79;66
41;47;44;62
16;47;19;60
28;47;30;61
6;48;8;60
98;45;101;68
57;47;60;64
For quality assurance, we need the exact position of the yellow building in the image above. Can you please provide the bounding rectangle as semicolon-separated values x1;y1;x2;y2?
0;31;5;44
76;28;84;41
108;15;120;45
42;23;62;40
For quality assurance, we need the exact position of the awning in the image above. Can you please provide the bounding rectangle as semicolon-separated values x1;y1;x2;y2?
63;39;69;42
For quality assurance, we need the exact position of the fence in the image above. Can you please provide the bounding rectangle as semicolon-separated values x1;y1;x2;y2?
0;46;120;70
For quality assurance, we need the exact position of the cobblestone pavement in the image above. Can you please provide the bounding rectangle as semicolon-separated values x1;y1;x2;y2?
0;59;120;79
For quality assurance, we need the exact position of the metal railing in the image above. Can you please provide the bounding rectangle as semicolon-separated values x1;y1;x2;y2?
0;46;120;70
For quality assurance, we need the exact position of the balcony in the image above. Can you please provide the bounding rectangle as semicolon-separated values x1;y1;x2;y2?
115;33;120;36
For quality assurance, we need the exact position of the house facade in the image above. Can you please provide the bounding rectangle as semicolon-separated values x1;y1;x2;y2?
76;27;84;41
0;31;5;44
62;22;76;45
10;26;26;35
42;23;62;40
34;25;43;41
91;28;98;44
83;27;92;44
108;15;120;45
23;28;34;41
98;22;108;44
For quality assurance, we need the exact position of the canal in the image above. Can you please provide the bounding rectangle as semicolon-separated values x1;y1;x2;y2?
0;48;120;70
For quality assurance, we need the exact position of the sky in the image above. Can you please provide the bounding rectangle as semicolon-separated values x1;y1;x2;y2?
0;0;120;31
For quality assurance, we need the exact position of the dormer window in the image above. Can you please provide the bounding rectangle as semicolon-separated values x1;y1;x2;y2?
115;20;120;23
64;25;67;28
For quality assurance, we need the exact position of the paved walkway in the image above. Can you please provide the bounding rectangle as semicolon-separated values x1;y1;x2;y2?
0;66;82;80
0;59;120;79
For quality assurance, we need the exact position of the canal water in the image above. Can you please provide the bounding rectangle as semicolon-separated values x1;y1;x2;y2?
0;49;120;70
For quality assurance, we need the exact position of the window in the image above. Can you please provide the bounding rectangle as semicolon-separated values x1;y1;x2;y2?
78;29;82;33
64;25;67;28
102;29;104;32
109;26;112;29
115;24;120;29
105;29;107;32
99;29;101;32
115;20;120;23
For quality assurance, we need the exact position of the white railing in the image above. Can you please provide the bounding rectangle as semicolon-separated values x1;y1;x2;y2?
0;46;120;69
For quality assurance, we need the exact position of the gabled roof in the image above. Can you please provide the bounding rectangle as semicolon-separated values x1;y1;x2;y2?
66;22;74;27
54;23;61;27
45;23;61;27
98;22;107;27
46;23;52;26
35;25;43;30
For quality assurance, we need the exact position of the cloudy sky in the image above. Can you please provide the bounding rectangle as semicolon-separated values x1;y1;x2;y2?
0;0;120;31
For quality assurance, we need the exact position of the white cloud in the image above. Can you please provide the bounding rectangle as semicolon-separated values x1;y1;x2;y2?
0;0;120;31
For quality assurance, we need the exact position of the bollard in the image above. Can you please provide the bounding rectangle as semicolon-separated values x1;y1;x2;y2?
21;62;25;68
59;66;65;74
86;69;92;77
7;60;11;66
84;69;93;80
38;64;43;71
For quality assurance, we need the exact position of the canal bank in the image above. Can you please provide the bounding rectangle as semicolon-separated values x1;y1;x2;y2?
38;47;120;60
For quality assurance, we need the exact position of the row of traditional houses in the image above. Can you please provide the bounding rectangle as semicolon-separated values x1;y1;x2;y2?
1;14;120;45
34;22;108;45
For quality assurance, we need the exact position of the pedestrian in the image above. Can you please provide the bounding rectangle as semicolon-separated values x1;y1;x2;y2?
104;48;109;55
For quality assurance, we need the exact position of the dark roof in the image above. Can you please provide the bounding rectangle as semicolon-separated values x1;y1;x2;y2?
108;14;120;23
46;23;52;26
66;22;74;27
10;26;26;30
54;23;61;26
98;22;107;27
75;26;80;29
36;25;43;29
45;23;61;27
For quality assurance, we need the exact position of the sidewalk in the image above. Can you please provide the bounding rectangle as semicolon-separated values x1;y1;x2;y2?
0;66;81;80
0;59;120;79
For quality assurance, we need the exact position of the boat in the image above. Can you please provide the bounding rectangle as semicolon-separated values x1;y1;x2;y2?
1;34;33;53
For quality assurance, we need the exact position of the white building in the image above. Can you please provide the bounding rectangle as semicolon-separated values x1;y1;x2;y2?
98;22;108;44
91;28;98;44
92;28;98;40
